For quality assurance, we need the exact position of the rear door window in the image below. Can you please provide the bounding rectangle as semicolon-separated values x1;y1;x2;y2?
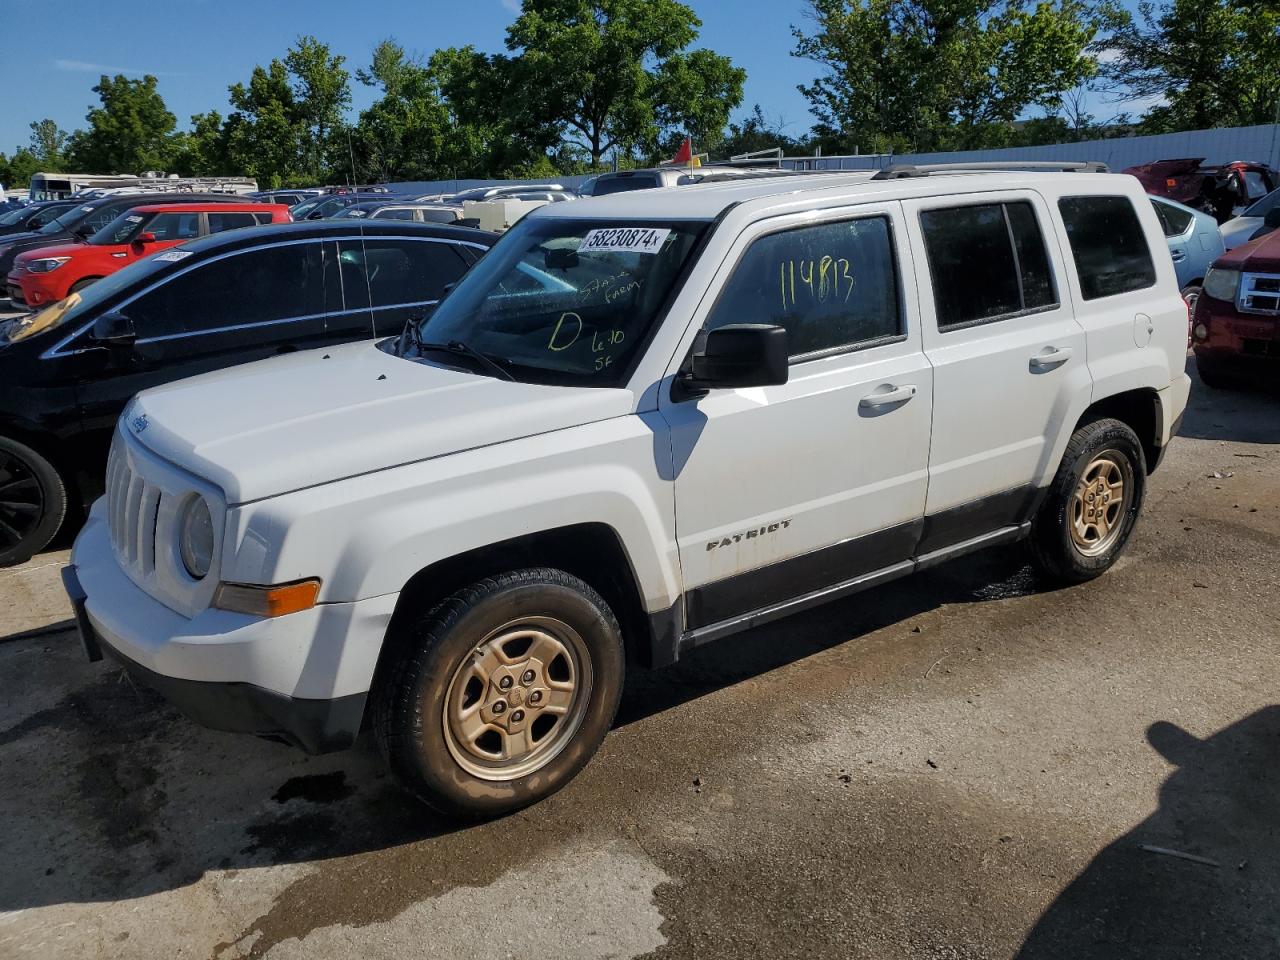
706;216;902;358
1151;199;1193;237
1058;196;1157;300
337;238;473;310
919;201;1057;330
372;208;416;221
206;211;259;233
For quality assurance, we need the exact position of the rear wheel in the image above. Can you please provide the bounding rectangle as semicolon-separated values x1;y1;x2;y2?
373;568;624;818
0;436;66;567
1180;283;1202;318
1029;418;1145;585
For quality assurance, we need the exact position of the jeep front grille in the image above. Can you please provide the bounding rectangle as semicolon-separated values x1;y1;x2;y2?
105;441;161;576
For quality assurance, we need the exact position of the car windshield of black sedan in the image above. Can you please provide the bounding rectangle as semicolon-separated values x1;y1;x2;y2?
415;217;709;386
39;204;94;234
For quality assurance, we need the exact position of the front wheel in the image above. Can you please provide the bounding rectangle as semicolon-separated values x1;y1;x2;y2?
1029;418;1146;585
372;568;624;819
0;436;67;567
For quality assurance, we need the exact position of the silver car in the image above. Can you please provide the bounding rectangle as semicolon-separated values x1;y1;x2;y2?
1150;196;1225;309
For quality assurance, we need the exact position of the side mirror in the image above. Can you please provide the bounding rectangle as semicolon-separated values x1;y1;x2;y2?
1264;209;1280;229
136;231;157;245
91;311;137;348
688;323;789;390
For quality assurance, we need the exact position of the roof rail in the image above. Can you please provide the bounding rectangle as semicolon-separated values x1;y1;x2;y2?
871;160;1108;180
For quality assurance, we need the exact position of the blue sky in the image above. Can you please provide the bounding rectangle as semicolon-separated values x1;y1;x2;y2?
0;0;1145;159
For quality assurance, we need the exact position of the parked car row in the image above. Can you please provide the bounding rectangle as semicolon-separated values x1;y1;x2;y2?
0;219;498;564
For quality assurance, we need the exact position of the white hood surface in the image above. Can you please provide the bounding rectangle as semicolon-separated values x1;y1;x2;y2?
1220;215;1261;250
127;340;635;503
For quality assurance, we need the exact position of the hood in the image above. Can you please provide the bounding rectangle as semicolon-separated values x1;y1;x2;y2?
1215;229;1280;272
126;340;636;504
0;229;78;265
1220;215;1261;250
12;241;82;265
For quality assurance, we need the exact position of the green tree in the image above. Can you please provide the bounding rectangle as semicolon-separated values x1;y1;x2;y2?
505;0;745;167
28;119;70;167
709;104;802;161
3;149;44;188
226;59;306;187
66;74;177;172
285;36;352;181
792;0;1104;153
1101;0;1280;133
170;110;233;176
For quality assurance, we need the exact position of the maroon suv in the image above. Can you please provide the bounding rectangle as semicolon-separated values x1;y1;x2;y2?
1191;230;1280;387
1124;158;1277;224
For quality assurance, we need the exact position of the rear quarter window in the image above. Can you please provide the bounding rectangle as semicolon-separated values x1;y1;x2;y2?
1058;196;1157;300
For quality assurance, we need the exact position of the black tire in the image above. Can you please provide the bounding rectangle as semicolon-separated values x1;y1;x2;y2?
1029;418;1146;585
0;436;67;567
372;568;624;819
69;277;99;294
1195;358;1235;390
1180;284;1201;319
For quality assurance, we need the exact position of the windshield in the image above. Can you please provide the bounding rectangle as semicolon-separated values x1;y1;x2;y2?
91;210;152;244
1243;186;1280;218
0;207;31;226
40;204;94;235
290;198;322;218
416;216;709;387
591;175;661;196
4;254;174;344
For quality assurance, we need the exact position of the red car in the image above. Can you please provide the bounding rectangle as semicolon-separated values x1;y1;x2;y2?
7;202;290;307
1123;158;1277;224
1190;227;1280;388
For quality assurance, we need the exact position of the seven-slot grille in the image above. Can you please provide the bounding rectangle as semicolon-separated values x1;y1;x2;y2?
105;440;162;576
1239;272;1280;315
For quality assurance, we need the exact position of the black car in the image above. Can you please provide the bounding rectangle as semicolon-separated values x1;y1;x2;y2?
300;193;398;220
0;219;497;564
0;200;80;238
0;192;256;283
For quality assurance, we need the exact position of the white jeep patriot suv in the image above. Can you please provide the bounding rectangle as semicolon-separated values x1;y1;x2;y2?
65;163;1191;817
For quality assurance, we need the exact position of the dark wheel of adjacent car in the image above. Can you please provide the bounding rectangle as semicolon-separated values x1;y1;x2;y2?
1029;417;1146;585
1180;283;1202;317
0;436;66;567
1194;358;1236;390
372;567;625;819
69;277;100;294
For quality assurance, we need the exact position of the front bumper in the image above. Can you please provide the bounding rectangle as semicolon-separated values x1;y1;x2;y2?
66;506;398;753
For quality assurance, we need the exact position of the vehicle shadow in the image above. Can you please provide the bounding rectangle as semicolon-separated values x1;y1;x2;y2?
1015;706;1280;959
1179;357;1280;444
0;547;1044;914
617;547;1042;727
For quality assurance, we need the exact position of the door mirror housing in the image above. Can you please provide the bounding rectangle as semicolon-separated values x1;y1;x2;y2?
687;323;789;390
1263;208;1280;229
136;231;158;244
91;311;137;348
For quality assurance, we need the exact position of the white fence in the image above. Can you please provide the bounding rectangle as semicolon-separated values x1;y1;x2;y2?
378;123;1280;195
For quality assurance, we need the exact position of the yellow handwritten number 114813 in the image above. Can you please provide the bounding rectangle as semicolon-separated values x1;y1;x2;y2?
779;256;854;310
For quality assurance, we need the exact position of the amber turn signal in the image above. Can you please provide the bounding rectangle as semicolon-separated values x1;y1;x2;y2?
214;578;321;618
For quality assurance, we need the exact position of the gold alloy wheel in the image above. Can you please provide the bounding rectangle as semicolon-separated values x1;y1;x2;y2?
442;616;593;781
1070;450;1133;557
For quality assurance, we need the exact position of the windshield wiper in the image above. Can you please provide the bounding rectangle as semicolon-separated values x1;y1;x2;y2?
414;337;516;382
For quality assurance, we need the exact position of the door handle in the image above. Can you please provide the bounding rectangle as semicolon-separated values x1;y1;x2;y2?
1030;346;1073;369
1170;249;1186;262
859;384;917;409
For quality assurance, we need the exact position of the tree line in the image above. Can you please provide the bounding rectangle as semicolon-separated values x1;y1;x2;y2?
2;0;1275;190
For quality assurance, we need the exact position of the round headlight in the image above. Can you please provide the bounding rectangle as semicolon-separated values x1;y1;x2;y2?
179;496;214;580
1202;267;1240;302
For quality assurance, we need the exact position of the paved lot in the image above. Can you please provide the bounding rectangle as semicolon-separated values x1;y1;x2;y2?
1;363;1278;960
